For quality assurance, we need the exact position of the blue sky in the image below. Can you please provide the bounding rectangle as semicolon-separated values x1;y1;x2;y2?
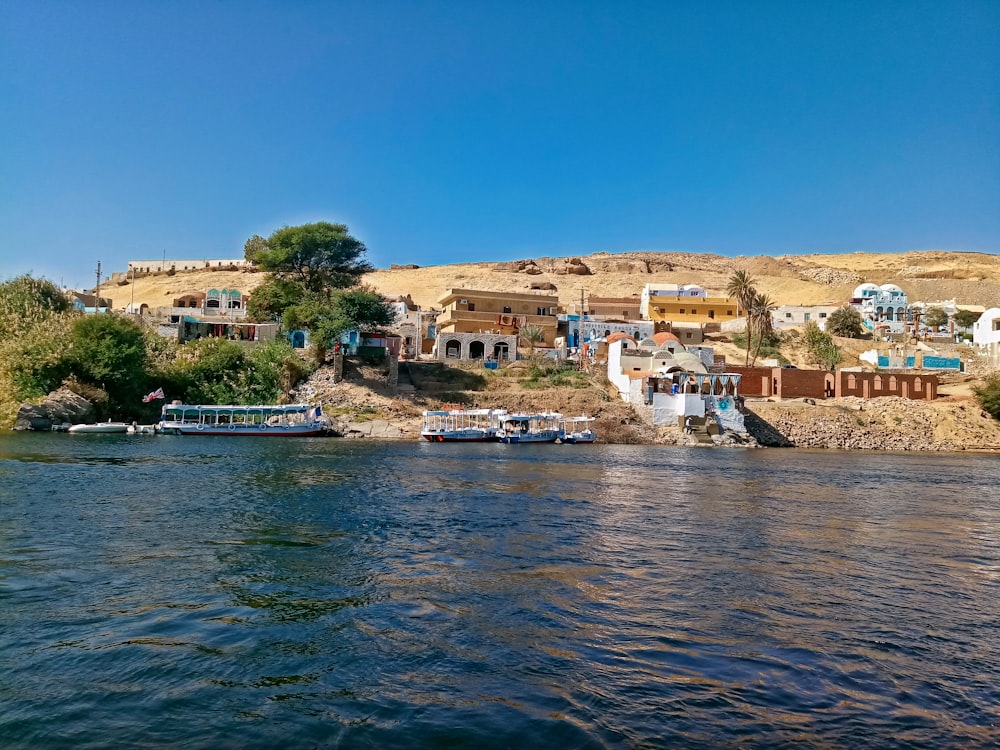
2;1;998;288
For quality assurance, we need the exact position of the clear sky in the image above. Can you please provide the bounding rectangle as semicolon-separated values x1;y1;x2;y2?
2;1;998;288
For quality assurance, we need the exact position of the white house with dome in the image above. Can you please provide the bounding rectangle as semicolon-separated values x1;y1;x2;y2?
848;283;910;334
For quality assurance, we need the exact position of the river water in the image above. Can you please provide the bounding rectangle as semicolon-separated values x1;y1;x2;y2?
1;433;998;748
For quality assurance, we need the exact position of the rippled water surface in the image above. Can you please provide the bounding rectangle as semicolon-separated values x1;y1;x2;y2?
2;433;999;748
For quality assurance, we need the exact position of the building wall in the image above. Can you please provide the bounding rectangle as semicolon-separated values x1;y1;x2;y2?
774;369;834;399
644;296;738;325
773;305;840;330
434;332;518;362
835;371;937;400
724;366;774;397
128;259;252;273
587;296;641;320
436;289;559;346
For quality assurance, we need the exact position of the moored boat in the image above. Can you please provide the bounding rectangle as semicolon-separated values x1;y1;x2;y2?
68;421;130;434
421;408;506;442
560;415;596;444
496;412;562;444
158;404;325;436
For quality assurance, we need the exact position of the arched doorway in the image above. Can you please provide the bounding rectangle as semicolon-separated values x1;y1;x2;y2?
445;340;461;358
493;342;509;361
469;340;486;360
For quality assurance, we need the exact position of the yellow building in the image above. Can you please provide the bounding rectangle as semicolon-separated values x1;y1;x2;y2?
436;289;560;347
640;284;738;327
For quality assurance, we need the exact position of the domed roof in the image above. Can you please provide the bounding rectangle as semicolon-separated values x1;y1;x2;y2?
852;282;880;297
651;331;681;345
605;332;636;345
673;352;709;373
879;283;904;294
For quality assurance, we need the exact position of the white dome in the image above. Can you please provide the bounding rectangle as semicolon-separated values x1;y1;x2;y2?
879;283;904;294
673;352;709;373
852;283;880;297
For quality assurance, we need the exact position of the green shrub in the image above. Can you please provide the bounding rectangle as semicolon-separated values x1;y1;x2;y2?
973;374;1000;420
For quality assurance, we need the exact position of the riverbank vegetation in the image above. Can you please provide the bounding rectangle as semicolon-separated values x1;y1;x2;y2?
0;275;313;428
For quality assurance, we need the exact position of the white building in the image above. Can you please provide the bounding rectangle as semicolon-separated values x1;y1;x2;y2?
848;283;910;334
639;283;707;318
772;305;841;330
973;308;1000;366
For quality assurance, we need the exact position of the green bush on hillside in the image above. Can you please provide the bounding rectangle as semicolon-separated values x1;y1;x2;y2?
973;374;1000;421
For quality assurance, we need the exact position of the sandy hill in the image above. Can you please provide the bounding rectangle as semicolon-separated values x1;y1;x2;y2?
109;250;1000;312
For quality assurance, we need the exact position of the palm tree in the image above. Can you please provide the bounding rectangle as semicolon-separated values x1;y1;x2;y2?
727;270;758;365
726;270;758;317
748;292;777;366
518;324;545;358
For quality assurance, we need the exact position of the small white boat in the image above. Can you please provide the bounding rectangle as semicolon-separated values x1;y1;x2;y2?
421;408;506;442
560;416;596;444
497;413;563;444
68;421;130;434
127;424;158;435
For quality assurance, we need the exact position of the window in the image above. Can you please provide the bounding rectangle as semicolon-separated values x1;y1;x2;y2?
679;308;685;314
623;310;628;318
804;313;811;321
537;307;546;316
467;303;475;311
708;310;715;319
685;332;692;339
503;306;511;314
819;313;827;318
785;312;793;319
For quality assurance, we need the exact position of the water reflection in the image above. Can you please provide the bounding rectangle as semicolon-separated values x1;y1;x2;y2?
1;434;999;748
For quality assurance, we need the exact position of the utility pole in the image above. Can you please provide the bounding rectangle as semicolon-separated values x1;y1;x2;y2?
579;287;586;370
95;261;102;313
129;264;136;314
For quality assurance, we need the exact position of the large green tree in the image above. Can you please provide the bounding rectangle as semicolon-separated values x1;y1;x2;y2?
69;314;148;402
282;287;395;363
952;309;980;330
826;306;865;338
803;320;842;370
245;222;373;295
245;222;394;363
923;307;950;330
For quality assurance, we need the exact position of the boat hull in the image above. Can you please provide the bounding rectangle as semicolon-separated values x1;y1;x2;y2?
497;430;561;444
421;431;494;442
164;424;324;437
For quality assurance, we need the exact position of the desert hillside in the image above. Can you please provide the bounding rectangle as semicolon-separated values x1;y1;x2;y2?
107;250;1000;312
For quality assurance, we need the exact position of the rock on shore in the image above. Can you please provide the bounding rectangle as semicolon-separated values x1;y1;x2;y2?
14;387;96;431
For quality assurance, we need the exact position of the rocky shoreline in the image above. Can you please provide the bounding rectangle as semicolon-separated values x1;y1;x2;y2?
10;369;1000;454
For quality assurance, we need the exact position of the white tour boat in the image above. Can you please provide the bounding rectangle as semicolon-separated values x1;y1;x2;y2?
421;408;507;442
496;412;563;444
158;404;325;436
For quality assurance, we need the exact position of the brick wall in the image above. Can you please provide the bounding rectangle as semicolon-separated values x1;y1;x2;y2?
725;366;773;397
835;371;938;400
773;369;832;399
